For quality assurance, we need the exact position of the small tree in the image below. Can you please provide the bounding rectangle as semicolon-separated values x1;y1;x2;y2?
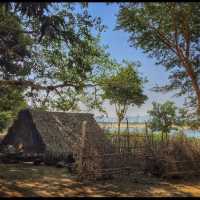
176;107;200;130
148;101;177;141
101;61;147;136
176;107;188;129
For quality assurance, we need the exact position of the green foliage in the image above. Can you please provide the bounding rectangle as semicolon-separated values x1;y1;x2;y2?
116;3;200;112
100;60;147;133
175;106;200;130
0;3;115;112
180;110;200;130
148;101;177;133
0;86;27;131
50;88;80;112
176;108;189;128
26;35;114;112
148;101;200;131
0;87;26;113
0;4;33;79
0;112;12;132
101;61;147;106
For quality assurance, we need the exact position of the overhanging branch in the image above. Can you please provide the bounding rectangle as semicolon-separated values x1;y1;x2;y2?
0;80;96;91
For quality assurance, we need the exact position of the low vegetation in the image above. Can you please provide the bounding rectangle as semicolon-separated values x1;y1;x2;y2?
104;129;200;178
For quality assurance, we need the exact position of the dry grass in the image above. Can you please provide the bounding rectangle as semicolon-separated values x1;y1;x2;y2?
0;163;200;197
106;132;200;178
142;133;200;177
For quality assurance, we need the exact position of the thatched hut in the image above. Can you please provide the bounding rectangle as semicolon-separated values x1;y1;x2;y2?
1;109;114;177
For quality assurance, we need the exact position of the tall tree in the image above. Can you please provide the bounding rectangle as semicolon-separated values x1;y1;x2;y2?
117;3;200;114
100;61;147;135
0;3;113;111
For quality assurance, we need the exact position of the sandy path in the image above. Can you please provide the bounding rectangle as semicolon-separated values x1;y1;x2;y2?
0;163;200;197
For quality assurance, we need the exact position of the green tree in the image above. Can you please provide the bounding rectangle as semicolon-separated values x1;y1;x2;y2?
0;2;107;86
0;4;33;80
117;3;200;115
0;86;27;132
0;3;113;112
176;107;200;130
148;101;177;140
24;35;114;111
100;61;147;135
176;107;188;128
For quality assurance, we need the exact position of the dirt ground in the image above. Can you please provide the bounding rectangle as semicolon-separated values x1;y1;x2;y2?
0;163;200;197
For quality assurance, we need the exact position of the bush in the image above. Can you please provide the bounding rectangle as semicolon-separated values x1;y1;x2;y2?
0;112;13;132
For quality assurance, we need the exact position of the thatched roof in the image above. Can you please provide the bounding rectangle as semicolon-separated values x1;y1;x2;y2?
31;109;110;156
3;109;112;159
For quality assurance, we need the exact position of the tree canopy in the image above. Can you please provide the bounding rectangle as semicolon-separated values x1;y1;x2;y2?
100;61;147;133
148;101;177;135
0;3;114;112
116;3;200;114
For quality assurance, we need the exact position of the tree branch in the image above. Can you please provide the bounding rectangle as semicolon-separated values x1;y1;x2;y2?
0;79;96;91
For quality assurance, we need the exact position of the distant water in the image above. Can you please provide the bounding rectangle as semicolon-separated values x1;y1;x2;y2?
183;129;200;138
95;116;200;138
95;115;149;123
102;127;146;133
101;127;200;138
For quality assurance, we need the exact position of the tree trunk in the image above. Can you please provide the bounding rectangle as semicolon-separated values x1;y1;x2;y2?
117;118;121;136
158;14;200;115
165;131;169;146
161;131;164;143
117;118;121;150
184;62;200;115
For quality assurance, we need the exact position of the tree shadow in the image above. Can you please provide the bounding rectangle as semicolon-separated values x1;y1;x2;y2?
0;181;39;197
0;163;200;197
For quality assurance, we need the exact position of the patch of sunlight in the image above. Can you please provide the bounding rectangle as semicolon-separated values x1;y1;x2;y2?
149;187;173;196
175;185;200;197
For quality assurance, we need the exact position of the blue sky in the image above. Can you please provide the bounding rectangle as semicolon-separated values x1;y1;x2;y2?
81;3;185;117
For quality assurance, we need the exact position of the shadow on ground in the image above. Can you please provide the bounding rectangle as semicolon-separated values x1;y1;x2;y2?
0;163;200;197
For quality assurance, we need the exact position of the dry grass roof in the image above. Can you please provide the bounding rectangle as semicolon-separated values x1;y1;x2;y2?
3;109;112;158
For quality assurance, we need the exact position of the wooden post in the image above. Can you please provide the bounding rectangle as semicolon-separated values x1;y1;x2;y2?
79;120;87;177
144;121;148;145
126;117;130;154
